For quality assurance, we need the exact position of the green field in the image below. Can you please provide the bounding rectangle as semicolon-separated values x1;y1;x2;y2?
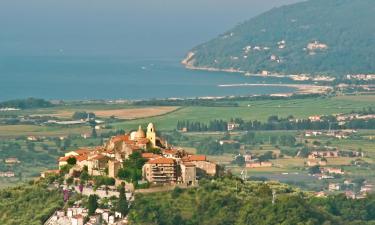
112;95;375;131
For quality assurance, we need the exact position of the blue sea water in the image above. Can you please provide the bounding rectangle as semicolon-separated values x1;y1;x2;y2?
0;56;296;101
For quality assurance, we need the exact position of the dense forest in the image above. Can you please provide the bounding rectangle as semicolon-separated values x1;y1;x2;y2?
0;181;63;225
129;177;375;225
186;0;375;77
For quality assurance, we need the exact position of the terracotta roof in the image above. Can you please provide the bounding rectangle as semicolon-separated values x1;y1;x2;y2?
163;149;176;155
76;155;88;162
188;155;206;161
91;154;106;160
111;135;130;143
142;153;159;159
74;149;91;155
137;138;149;145
148;157;175;164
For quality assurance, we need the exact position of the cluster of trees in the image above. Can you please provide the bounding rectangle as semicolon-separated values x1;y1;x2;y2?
72;111;96;120
177;120;228;132
0;98;53;109
0;181;64;225
128;177;375;225
117;152;147;183
177;115;375;132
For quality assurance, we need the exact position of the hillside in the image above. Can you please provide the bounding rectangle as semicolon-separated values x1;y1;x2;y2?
183;0;375;77
129;177;375;225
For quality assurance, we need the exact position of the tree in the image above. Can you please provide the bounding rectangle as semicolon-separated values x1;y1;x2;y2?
87;194;99;216
308;165;321;175
116;185;128;217
67;157;77;165
233;155;245;166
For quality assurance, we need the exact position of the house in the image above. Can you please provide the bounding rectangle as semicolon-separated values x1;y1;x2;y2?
0;171;15;177
227;123;240;131
345;191;356;199
27;136;39;141
308;115;321;122
328;183;340;191
315;191;327;198
5;157;20;164
182;155;217;176
219;140;239;145
142;157;177;184
41;170;60;178
244;154;252;162
180;162;197;186
323;167;344;175
308;151;339;159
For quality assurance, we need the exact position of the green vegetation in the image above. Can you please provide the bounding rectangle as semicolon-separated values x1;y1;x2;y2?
117;152;147;183
128;177;375;224
187;0;375;77
0;98;53;109
0;181;63;225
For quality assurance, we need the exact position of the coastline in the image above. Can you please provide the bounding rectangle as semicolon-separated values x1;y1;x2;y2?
218;83;332;95
182;52;334;95
181;52;336;81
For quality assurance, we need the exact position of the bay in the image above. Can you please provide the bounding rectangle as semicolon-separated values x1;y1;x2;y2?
0;56;297;101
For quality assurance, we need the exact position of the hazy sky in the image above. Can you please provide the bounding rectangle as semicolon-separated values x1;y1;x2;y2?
0;0;302;58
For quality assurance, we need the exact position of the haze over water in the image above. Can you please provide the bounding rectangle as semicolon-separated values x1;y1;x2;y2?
0;0;301;101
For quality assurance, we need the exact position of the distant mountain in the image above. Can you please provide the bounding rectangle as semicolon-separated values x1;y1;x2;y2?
183;0;375;77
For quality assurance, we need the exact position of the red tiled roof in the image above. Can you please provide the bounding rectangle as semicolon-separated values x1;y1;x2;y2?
163;149;176;155
74;149;91;155
91;154;106;160
137;138;149;145
111;135;130;143
76;155;88;162
142;153;158;159
148;157;175;164
188;155;206;161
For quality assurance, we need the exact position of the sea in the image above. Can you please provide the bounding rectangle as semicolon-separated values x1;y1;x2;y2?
0;56;297;101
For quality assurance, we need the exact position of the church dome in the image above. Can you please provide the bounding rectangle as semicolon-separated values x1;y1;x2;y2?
134;125;146;139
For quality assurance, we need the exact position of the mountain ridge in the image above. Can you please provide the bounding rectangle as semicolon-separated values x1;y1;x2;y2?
183;0;375;77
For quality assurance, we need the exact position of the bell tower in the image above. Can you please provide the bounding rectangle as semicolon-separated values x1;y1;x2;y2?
147;123;156;147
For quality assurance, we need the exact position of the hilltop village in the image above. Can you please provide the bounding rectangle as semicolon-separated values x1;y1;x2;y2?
54;123;216;187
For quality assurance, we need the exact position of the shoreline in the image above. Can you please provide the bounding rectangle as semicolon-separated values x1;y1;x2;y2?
181;52;336;81
218;83;332;95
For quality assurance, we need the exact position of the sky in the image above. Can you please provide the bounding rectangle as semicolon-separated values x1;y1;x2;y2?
0;0;302;58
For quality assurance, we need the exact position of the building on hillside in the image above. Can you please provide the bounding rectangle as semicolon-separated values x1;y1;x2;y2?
41;170;60;178
0;171;15;177
5;157;20;164
322;167;344;175
142;157;177;184
308;151;339;159
227;123;240;131
52;123;215;185
328;183;340;191
182;155;217;176
180;162;197;186
308;115;322;122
